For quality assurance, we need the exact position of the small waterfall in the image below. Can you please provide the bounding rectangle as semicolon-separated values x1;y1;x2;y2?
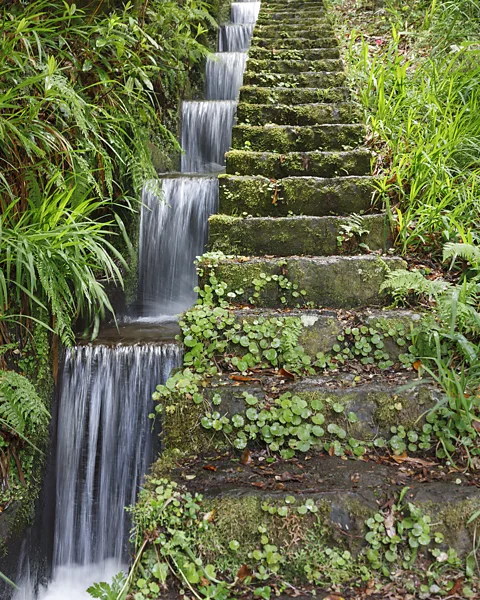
14;343;180;599
138;178;218;316
206;52;247;100
180;101;238;173
219;24;255;52
231;1;260;23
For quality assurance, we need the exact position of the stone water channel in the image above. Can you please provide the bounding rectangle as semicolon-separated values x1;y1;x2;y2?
10;3;260;598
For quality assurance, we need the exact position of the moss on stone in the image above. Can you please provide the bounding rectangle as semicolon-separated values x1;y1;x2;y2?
236;102;358;127
218;174;376;217
208;255;405;309
250;36;339;50
225;149;371;179
232;123;364;154
208;214;389;257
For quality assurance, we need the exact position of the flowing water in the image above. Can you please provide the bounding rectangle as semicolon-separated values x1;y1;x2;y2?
231;1;260;23
206;52;247;100
218;24;255;51
11;2;259;598
138;177;218;316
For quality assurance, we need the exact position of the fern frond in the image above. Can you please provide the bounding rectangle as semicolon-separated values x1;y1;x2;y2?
443;242;480;268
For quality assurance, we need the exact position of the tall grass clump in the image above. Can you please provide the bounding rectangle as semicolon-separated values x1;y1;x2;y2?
341;0;480;258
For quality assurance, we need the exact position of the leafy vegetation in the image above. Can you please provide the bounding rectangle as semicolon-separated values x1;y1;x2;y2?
326;0;480;467
0;0;218;538
93;481;476;600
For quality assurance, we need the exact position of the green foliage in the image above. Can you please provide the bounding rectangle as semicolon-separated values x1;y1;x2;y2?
365;487;458;574
0;0;215;341
87;573;127;600
338;0;480;257
0;371;49;439
0;180;127;344
382;242;479;464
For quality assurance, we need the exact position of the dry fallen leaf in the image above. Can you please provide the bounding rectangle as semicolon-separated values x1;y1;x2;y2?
278;367;295;380
203;510;215;522
240;448;253;466
203;465;217;472
237;564;252;581
230;374;261;382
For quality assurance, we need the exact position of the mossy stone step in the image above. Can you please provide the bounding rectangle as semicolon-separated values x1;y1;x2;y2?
237;102;358;127
251;36;338;49
254;24;333;39
230;306;421;360
219;174;374;216
199;376;436;444
239;86;349;105
208;213;388;256
246;58;343;74
243;70;346;88
202;255;405;308
248;47;340;60
256;17;330;26
225;149;371;178
162;454;479;559
232;124;364;153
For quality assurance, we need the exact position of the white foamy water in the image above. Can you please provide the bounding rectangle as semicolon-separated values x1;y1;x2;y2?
35;561;123;600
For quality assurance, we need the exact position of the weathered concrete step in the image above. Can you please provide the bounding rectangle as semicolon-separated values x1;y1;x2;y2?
239;86;349;105
243;70;346;88
237;103;358;126
246;58;343;74
254;24;333;38
232;124;364;152
201;375;435;443
251;36;338;49
256;16;330;26
229;306;420;361
249;47;340;60
203;255;405;308
208;213;388;256
257;11;327;21
166;453;478;558
225;149;371;178
219;174;374;216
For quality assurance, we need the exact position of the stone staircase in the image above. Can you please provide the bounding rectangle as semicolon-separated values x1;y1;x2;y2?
158;0;480;584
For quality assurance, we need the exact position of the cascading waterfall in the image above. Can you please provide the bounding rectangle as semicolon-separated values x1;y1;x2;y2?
13;2;258;598
206;52;247;100
53;345;179;568
14;344;180;599
180;101;238;173
231;1;260;23
218;24;255;52
138;178;218;316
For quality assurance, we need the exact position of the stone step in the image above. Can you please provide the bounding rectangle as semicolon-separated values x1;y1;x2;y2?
243;70;346;88
246;58;343;74
219;174;375;216
254;24;334;38
200;375;435;444
232;124;364;152
256;16;330;26
236;102;358;127
239;85;349;105
248;47;340;60
257;11;327;20
208;213;389;256
162;453;478;559
228;306;420;361
201;255;406;308
225;149;371;178
251;36;338;49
